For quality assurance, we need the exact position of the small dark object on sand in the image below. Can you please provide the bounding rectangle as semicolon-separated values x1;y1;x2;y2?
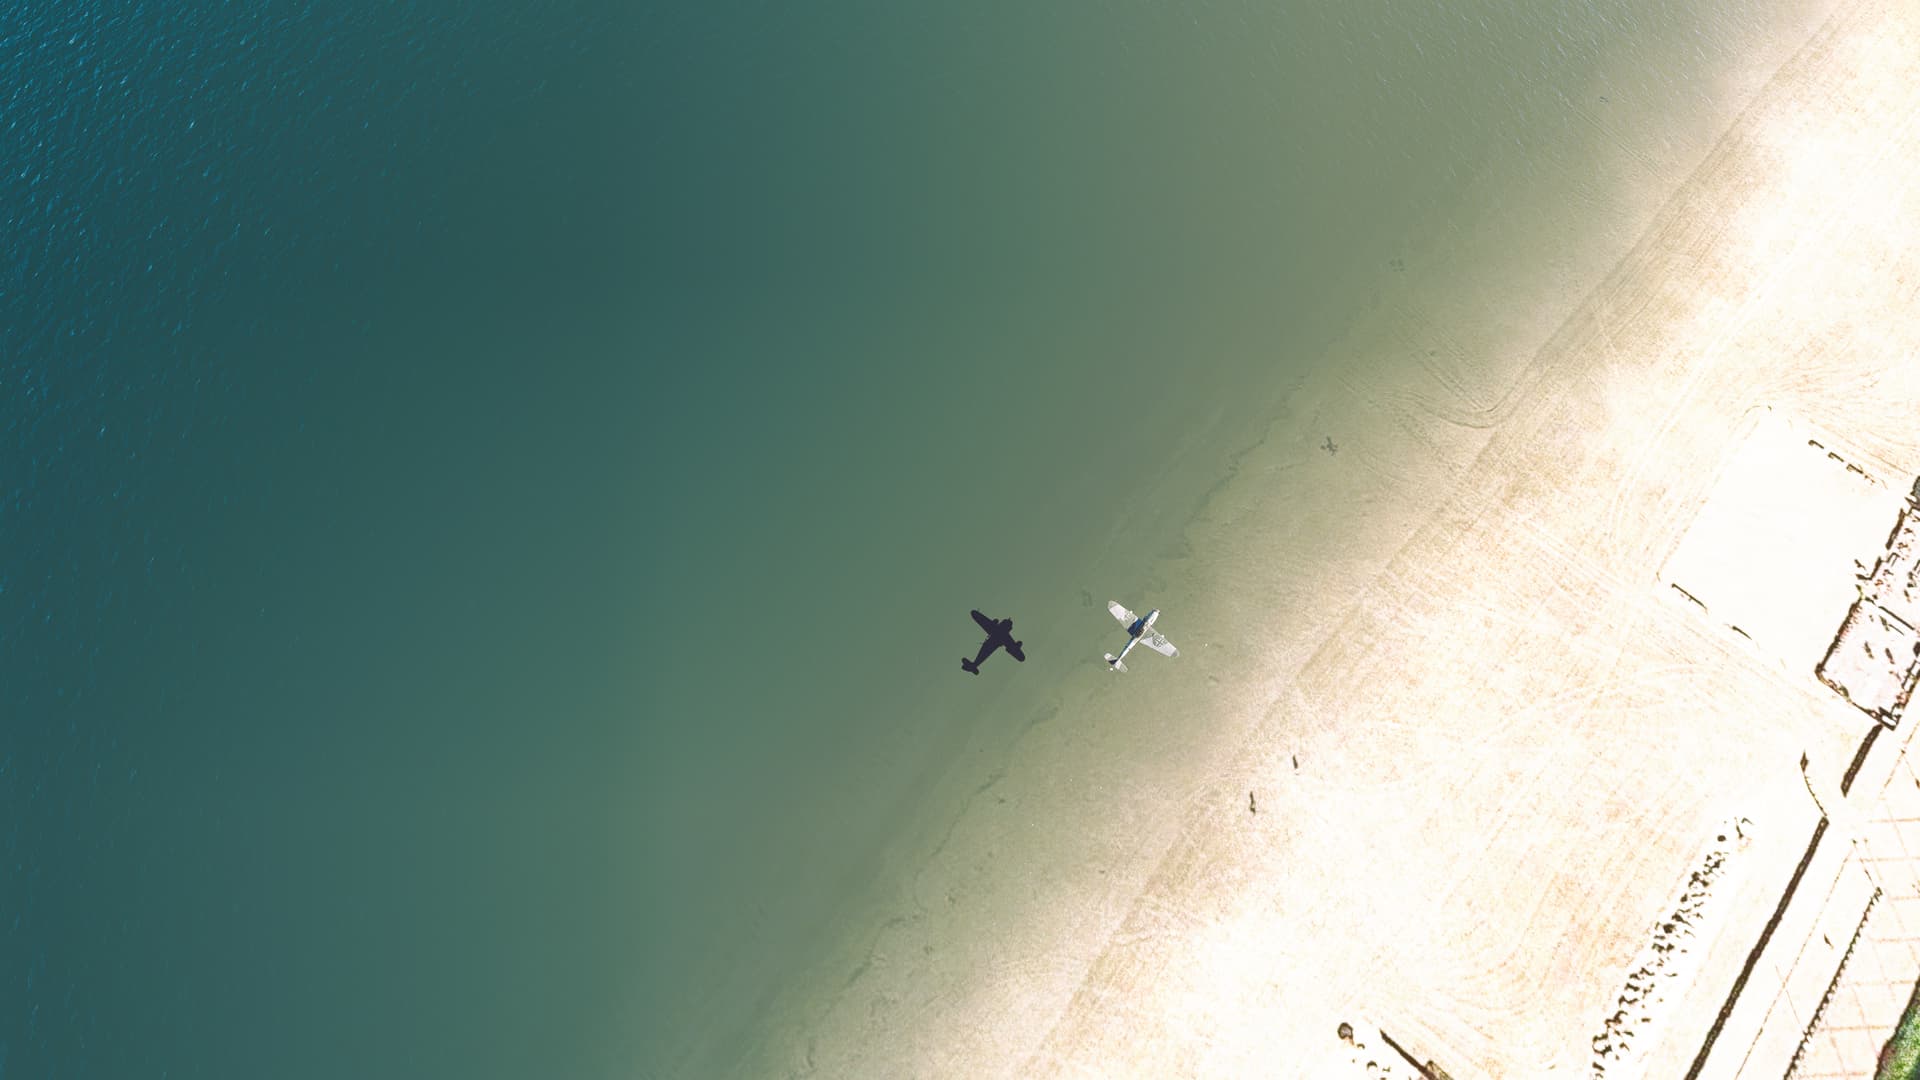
1248;791;1256;814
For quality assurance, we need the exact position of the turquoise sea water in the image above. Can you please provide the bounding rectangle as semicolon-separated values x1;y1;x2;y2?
3;1;1802;1076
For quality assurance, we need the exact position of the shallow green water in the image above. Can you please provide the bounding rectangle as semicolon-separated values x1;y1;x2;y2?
631;1;1797;1074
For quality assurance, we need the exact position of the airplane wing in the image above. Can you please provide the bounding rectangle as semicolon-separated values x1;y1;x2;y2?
971;610;997;634
1143;631;1178;657
1107;601;1137;626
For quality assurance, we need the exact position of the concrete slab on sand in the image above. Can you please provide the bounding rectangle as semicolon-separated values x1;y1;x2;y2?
1662;408;1903;677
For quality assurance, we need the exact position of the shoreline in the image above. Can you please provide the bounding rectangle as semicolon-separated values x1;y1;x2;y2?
721;0;1893;1074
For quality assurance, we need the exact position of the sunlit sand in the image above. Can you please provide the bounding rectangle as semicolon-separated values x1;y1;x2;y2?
745;0;1920;1075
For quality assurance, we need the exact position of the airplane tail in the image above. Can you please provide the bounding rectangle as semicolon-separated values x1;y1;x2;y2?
961;658;980;674
1104;653;1127;673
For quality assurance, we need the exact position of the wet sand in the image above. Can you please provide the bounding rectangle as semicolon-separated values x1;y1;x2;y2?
735;0;1920;1074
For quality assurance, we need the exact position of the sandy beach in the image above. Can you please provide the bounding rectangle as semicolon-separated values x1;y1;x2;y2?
732;0;1920;1074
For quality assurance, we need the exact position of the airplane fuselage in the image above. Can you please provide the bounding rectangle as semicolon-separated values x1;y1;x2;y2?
1111;608;1158;665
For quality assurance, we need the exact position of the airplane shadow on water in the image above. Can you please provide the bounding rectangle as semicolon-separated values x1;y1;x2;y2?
962;610;1024;674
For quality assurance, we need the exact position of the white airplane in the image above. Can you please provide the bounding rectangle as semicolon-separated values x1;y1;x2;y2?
1104;601;1178;672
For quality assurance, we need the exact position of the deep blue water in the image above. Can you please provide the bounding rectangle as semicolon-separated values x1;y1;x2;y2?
3;4;651;1076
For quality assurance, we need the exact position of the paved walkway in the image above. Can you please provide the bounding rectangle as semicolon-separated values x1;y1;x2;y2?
1787;752;1920;1079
